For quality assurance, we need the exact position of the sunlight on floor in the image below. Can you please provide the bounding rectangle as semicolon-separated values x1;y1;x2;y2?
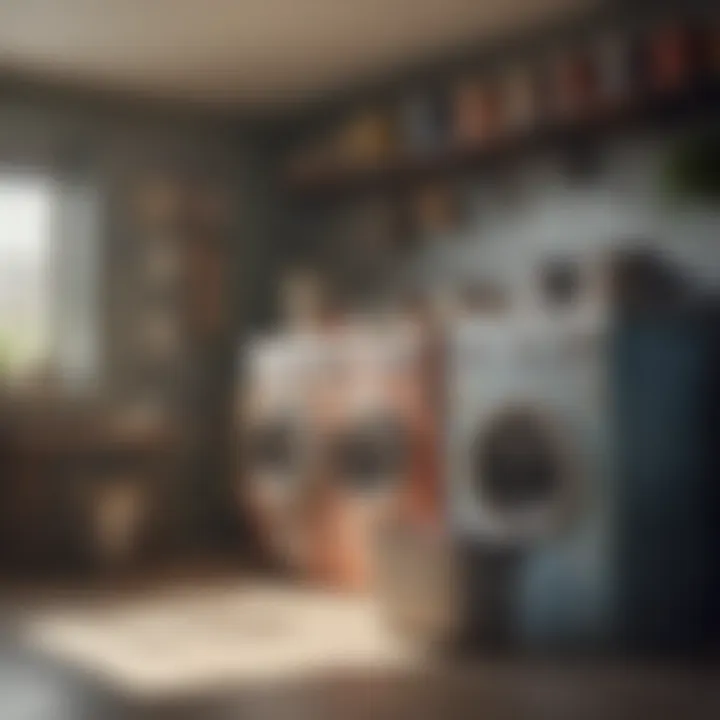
17;580;422;697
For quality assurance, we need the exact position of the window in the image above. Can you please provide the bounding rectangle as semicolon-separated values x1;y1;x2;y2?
0;171;100;389
0;174;52;379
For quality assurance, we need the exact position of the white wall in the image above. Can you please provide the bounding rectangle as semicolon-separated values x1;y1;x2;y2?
408;131;720;295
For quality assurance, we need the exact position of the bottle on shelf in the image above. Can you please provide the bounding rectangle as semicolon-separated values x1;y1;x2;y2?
644;20;698;94
594;31;639;110
334;108;397;170
412;183;461;236
452;76;505;147
548;47;602;122
399;91;451;158
502;64;539;134
703;17;720;79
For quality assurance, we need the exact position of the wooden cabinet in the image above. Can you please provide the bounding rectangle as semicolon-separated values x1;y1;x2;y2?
0;403;177;577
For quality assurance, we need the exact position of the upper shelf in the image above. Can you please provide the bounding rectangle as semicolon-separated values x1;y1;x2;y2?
282;83;720;202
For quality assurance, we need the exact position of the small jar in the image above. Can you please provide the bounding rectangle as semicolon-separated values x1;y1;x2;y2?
646;21;696;93
453;78;504;145
551;49;601;120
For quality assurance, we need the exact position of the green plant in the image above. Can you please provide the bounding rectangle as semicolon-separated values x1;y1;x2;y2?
664;130;720;202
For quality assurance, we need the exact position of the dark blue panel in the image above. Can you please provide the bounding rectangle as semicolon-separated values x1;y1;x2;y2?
614;308;720;652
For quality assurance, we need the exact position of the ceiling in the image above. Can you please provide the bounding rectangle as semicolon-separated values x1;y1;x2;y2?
0;0;593;107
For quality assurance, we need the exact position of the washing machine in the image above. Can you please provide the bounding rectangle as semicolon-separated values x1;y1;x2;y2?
312;317;441;591
446;249;720;653
238;332;326;574
447;312;605;648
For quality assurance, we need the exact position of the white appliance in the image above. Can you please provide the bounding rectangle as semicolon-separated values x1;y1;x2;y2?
445;251;614;647
238;333;325;572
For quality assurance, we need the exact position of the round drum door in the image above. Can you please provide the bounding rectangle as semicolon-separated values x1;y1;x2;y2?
469;405;579;544
309;413;409;591
242;415;310;569
332;414;408;498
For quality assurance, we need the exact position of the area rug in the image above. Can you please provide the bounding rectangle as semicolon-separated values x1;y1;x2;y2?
16;580;420;698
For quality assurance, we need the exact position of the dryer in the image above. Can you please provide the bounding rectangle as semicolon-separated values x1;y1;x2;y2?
445;249;720;653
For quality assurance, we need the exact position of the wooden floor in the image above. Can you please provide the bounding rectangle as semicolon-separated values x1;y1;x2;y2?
0;640;719;720
0;633;718;720
0;572;719;720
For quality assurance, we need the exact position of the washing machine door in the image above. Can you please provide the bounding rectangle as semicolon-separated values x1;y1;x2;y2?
246;415;306;489
468;405;579;545
308;412;409;590
242;414;311;567
332;413;408;500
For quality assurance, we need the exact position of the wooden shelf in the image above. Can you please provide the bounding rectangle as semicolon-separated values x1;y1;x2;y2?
283;83;720;202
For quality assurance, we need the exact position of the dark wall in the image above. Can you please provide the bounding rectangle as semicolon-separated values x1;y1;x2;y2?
0;81;272;377
0;82;277;555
